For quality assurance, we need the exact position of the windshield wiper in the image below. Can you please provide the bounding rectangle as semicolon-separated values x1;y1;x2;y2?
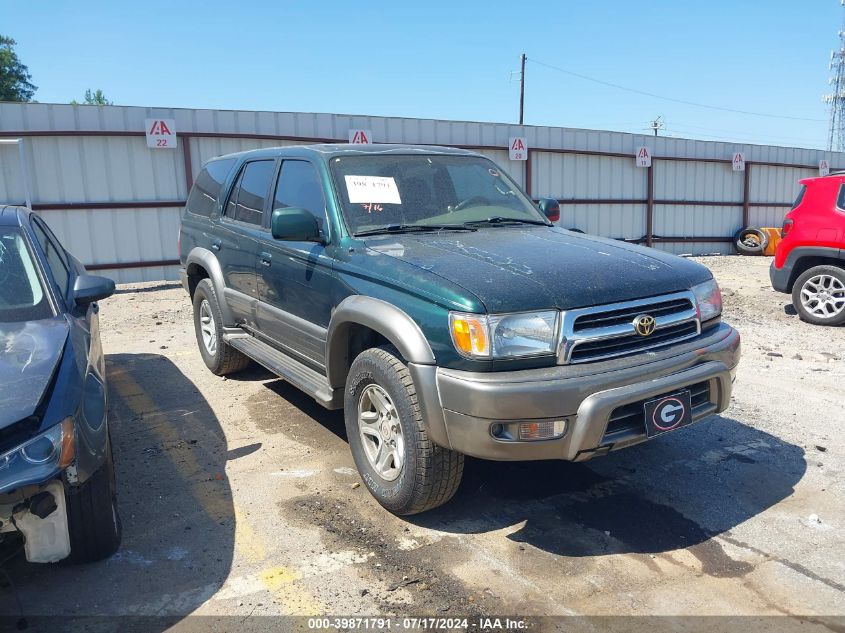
354;223;478;237
464;217;550;227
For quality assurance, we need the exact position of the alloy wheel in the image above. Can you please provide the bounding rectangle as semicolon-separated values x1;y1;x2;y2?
357;384;404;481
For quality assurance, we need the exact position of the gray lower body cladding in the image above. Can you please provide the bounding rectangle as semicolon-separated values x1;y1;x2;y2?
410;322;740;461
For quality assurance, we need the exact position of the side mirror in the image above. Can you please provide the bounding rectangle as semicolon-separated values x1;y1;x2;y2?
271;208;322;242
538;198;560;223
73;274;115;305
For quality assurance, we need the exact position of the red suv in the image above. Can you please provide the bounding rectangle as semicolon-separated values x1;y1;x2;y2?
770;174;845;325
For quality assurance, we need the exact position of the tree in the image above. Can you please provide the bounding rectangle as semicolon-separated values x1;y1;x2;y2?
71;89;113;106
0;35;37;102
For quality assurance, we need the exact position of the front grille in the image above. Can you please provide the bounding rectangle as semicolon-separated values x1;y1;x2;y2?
604;381;711;438
573;297;693;331
559;291;700;364
570;321;698;363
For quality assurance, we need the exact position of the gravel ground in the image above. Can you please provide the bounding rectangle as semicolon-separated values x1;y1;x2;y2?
2;255;843;625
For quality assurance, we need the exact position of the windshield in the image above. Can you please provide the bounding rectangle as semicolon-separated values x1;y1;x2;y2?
0;229;53;323
329;154;547;235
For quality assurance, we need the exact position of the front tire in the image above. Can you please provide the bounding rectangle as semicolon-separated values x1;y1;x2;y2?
64;443;121;563
344;346;463;515
792;265;845;326
192;278;250;375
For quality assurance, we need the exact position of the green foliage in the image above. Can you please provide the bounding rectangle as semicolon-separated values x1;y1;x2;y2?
71;89;113;106
0;35;37;102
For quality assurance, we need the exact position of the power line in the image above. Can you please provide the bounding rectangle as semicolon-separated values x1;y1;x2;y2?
528;57;826;123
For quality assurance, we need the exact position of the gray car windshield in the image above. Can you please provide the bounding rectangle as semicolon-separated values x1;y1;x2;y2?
0;229;52;322
329;154;547;235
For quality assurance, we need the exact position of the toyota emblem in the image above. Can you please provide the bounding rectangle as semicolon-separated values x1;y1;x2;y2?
633;314;656;337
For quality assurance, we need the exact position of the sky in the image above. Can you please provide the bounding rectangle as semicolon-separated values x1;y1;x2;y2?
3;1;842;149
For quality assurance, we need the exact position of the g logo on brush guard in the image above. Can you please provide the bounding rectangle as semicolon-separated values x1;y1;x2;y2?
652;397;686;431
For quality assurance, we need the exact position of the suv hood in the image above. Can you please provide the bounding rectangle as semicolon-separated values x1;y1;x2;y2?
363;226;712;312
0;318;69;430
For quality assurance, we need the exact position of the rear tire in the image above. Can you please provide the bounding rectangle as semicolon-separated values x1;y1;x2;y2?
64;442;121;563
193;278;250;375
344;346;463;515
791;265;845;326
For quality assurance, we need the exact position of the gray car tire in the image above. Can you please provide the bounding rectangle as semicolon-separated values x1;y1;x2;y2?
64;441;121;563
344;346;463;515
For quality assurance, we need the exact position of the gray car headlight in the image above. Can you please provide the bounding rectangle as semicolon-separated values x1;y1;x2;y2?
449;310;559;358
0;418;75;495
692;279;722;322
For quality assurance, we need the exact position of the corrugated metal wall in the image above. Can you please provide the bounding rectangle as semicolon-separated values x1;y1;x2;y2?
1;102;843;283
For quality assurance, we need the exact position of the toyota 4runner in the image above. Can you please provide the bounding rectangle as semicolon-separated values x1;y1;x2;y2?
179;144;740;515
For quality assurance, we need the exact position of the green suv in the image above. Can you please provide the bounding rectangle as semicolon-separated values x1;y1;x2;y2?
179;144;740;515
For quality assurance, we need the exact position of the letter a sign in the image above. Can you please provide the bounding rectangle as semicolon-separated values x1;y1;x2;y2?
509;137;528;161
635;146;651;167
732;152;745;172
820;159;830;176
348;129;372;144
145;118;176;149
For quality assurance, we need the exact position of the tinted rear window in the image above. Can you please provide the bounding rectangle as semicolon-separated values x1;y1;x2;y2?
792;185;806;210
186;158;236;217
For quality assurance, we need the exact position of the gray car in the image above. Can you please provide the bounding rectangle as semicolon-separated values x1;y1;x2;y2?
0;206;120;564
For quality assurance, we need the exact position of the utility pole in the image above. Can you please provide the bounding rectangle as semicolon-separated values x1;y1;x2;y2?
519;53;526;125
649;115;665;137
825;0;845;151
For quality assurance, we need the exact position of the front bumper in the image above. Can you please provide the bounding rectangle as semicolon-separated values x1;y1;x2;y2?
410;323;740;461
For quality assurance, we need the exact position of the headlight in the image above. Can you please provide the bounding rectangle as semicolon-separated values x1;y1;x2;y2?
0;418;75;495
449;310;559;358
692;279;722;322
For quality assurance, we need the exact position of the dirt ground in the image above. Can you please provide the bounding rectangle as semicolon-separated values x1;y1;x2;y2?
2;255;844;625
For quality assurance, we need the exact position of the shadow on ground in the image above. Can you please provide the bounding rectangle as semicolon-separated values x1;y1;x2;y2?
1;353;235;622
410;415;805;574
244;373;806;577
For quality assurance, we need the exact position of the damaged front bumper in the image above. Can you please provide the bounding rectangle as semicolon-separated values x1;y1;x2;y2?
0;479;71;563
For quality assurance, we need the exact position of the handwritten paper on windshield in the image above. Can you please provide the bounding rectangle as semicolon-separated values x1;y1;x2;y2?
345;176;402;204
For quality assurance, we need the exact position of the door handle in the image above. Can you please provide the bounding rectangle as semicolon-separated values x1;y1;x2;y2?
259;252;272;267
211;240;221;252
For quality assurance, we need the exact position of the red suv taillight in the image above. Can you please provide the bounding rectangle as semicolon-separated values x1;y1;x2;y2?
782;218;793;237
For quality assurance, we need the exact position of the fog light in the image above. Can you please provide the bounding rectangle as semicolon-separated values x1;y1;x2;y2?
490;423;505;438
518;419;567;441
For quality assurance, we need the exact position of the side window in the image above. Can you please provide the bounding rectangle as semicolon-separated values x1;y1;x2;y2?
836;184;845;210
273;161;327;229
225;160;275;226
186;158;236;217
31;219;70;298
793;184;807;210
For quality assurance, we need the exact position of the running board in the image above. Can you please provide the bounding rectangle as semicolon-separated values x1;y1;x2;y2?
225;335;342;409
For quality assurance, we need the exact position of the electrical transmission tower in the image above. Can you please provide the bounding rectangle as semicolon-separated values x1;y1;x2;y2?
825;1;845;151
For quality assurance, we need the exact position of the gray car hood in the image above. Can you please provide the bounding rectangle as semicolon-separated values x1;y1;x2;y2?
0;318;68;430
363;226;713;312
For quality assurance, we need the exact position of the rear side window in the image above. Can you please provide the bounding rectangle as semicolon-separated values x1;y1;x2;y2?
225;160;275;226
273;161;327;229
837;184;845;210
186;158;236;217
792;185;806;210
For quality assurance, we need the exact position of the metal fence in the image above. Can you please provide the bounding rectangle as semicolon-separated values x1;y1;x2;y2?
1;102;842;282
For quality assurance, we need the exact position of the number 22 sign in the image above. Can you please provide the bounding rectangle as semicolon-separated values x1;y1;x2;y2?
145;118;177;149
